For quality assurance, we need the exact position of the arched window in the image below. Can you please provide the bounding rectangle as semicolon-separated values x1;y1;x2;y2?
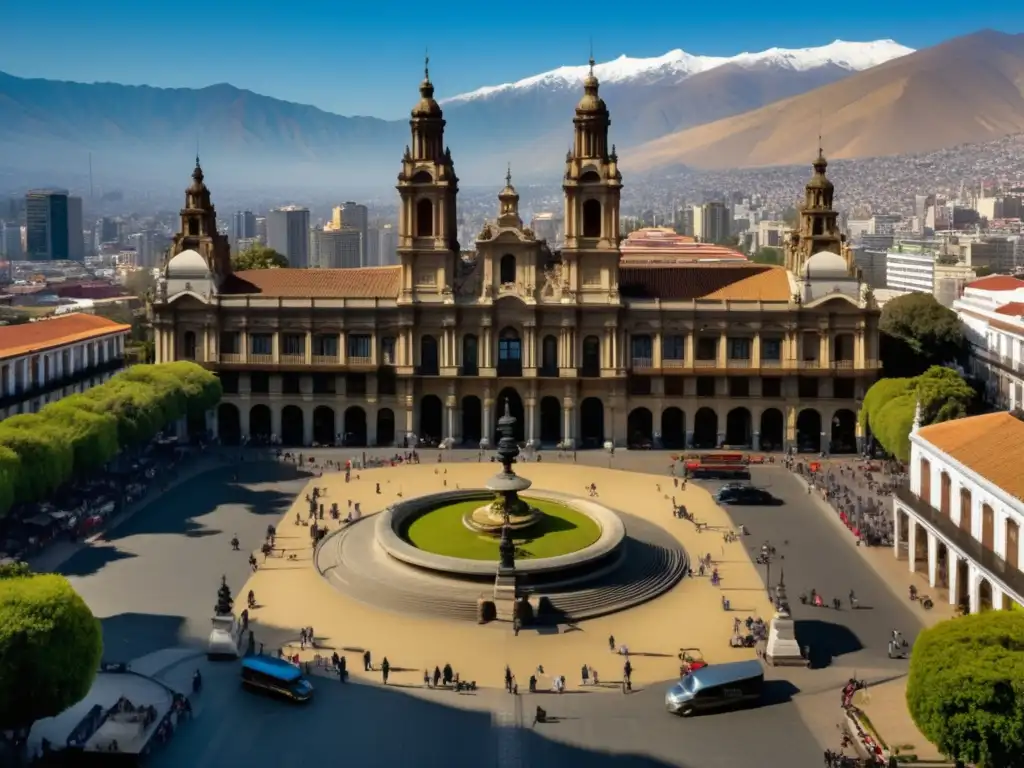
582;200;602;238
582;335;601;374
497;328;522;376
416;198;433;237
462;334;478;374
419;334;439;374
183;331;197;360
187;218;199;236
499;254;516;284
411;170;433;184
541;334;558;372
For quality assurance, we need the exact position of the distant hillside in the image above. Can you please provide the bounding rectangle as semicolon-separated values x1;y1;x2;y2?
628;30;1024;171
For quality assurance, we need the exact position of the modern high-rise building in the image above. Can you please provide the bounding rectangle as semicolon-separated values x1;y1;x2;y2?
310;227;362;269
267;206;310;267
377;225;398;266
255;216;267;244
332;203;369;265
67;196;84;261
130;229;166;268
693;202;732;245
0;222;23;260
26;190;72;261
231;211;257;245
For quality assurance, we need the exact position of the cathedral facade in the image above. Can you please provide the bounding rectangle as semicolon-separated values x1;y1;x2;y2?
151;63;880;453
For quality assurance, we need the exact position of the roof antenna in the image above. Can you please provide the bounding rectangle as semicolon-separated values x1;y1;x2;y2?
817;108;823;158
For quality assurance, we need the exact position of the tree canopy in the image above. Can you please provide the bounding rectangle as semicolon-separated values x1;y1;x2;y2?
231;243;288;271
861;366;974;461
879;292;966;377
0;570;103;737
907;612;1024;767
0;362;221;517
751;247;783;265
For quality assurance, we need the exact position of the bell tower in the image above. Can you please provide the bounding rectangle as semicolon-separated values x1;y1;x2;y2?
784;147;850;274
169;156;231;277
497;165;522;229
396;57;459;302
561;58;622;297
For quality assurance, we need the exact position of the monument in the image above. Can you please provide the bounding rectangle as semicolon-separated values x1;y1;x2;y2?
466;401;543;534
764;569;809;667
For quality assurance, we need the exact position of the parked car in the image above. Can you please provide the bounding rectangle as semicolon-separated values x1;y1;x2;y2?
715;486;779;506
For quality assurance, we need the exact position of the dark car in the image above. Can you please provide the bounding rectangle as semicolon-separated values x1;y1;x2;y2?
716;487;778;506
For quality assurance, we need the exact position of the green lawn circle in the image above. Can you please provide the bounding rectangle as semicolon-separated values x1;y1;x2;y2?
403;498;602;561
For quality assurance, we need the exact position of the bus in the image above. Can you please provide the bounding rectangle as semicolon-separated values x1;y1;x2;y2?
240;656;314;702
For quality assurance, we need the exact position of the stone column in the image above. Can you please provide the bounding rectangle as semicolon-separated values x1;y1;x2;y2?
444;395;456;444
892;506;902;559
271;405;282;442
752;433;761;451
562;398;575;449
404;394;415;446
240;404;251;439
907;517;918;573
947;549;958;606
482;397;494;447
303;406;314;447
927;531;938;587
526;398;537;447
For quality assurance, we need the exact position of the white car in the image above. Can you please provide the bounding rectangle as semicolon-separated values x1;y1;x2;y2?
208;615;240;659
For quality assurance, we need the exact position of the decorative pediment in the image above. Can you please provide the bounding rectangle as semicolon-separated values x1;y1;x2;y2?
803;293;862;310
167;290;210;307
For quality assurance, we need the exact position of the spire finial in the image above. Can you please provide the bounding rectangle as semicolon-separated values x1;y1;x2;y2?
505;162;512;188
424;49;430;81
589;38;595;75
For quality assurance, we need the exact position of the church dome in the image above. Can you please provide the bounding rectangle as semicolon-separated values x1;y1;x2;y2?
411;78;442;118
576;61;607;113
802;250;848;278
166;249;210;278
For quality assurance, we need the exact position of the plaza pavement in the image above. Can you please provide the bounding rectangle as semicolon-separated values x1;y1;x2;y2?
239;459;775;691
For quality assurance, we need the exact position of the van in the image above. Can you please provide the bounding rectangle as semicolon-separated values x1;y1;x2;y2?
665;659;764;716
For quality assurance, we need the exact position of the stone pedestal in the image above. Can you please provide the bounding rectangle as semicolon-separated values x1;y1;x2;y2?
494;572;518;621
765;611;808;667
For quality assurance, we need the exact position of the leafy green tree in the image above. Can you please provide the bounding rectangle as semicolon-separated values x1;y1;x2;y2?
880;293;965;377
751;247;783;265
0;416;74;502
0;572;103;753
0;447;18;521
861;366;974;461
232;243;288;271
907;612;1024;767
38;398;120;474
975;266;993;277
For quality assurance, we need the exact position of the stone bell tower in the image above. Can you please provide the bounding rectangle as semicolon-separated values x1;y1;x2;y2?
561;58;622;298
169;156;231;278
396;57;460;302
784;147;850;275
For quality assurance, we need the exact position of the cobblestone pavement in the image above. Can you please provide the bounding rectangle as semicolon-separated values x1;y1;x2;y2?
56;448;929;767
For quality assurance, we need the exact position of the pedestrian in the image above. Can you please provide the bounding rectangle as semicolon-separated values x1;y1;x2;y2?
608;634;615;652
581;664;589;686
423;669;430;687
433;666;441;687
505;665;513;693
338;655;347;682
381;657;390;684
364;649;372;671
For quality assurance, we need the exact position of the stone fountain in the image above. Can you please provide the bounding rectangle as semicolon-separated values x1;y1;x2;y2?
465;400;543;534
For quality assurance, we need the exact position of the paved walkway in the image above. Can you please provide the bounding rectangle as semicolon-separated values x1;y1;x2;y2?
240;461;774;690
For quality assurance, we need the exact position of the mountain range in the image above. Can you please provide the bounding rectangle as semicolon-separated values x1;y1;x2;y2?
0;31;1019;189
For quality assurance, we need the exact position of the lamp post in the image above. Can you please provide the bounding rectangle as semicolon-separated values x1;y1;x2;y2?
755;541;780;596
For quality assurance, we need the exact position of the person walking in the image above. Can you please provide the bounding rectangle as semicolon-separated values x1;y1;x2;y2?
505;665;513;693
381;657;390;685
433;666;441;687
338;655;347;683
581;664;589;686
363;649;372;671
623;659;633;693
608;634;615;652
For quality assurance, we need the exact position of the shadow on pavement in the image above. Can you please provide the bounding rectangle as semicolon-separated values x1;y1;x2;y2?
794;619;863;668
99;612;202;664
60;547;138;577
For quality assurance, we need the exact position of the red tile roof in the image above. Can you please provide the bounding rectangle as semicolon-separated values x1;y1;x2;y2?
221;267;402;299
994;302;1024;316
917;412;1024;500
966;275;1024;291
0;313;130;361
620;264;791;301
620;228;747;262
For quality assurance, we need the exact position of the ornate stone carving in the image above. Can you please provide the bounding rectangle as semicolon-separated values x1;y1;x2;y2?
541;264;563;300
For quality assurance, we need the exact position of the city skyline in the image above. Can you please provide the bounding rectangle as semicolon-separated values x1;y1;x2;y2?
1;3;1021;118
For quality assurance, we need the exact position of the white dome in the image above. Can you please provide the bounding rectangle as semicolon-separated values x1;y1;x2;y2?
802;250;848;278
166;249;210;277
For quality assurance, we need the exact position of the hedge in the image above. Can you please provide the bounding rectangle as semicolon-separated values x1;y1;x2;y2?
0;362;221;518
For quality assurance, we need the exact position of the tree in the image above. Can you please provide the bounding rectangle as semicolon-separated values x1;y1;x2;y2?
123;269;156;299
0;572;103;753
907;612;1024;767
0;416;75;503
751;247;784;265
862;366;975;461
880;293;965;377
232;243;287;271
215;575;233;615
975;266;994;277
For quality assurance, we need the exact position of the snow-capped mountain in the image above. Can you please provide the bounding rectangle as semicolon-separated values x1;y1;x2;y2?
442;40;913;104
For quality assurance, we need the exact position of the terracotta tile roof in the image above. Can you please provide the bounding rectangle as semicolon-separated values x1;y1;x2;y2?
966;275;1024;291
0;313;130;361
917;412;1024;501
620;264;791;301
995;302;1024;317
221;267;402;299
620;228;747;262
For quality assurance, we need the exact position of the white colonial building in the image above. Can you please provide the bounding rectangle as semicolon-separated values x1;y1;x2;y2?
893;409;1023;613
954;274;1024;410
0;313;131;421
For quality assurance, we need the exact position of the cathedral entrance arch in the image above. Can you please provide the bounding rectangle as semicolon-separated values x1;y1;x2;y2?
218;403;241;446
376;408;395;447
420;395;443;442
797;409;822;453
312;406;335;446
344;406;367;447
579;398;604;447
627;408;654;448
661;408;685;450
461;396;482;444
250;405;271;442
692;407;717;449
281;405;304;447
495;388;525;443
759;408;784;451
539;396;561;445
725;408;752;447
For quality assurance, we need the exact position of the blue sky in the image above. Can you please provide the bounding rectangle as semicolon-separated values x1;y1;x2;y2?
1;1;1021;119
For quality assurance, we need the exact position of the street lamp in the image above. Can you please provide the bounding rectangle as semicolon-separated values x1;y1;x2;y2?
755;541;781;596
